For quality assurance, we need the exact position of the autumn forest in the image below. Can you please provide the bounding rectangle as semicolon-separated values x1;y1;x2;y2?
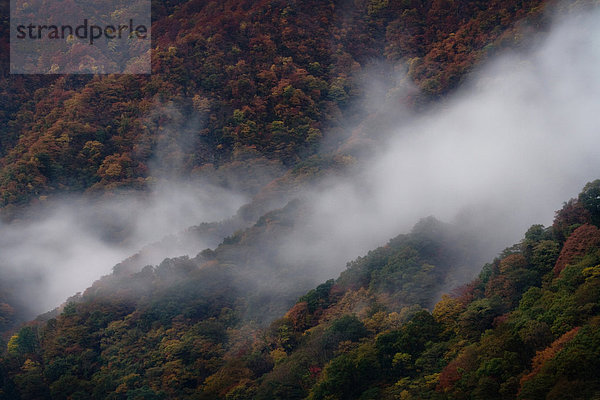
1;0;600;399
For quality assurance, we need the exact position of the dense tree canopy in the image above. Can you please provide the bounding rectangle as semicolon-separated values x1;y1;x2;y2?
2;184;600;399
3;1;600;399
0;0;548;210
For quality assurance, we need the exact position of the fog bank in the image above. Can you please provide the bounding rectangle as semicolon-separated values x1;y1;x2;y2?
280;8;600;283
2;6;600;322
0;180;246;317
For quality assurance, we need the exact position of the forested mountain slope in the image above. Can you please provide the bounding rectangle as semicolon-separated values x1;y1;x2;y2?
3;0;600;399
0;199;488;399
0;0;549;210
1;182;600;399
0;0;562;339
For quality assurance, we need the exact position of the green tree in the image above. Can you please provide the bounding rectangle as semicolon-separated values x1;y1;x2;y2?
579;180;600;227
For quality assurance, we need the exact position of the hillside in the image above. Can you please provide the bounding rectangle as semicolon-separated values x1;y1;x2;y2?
0;0;548;210
0;200;487;399
2;181;600;399
2;0;600;399
237;182;600;400
0;0;561;340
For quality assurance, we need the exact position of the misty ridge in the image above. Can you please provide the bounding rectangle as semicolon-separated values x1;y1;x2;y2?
1;4;600;325
291;4;600;276
0;181;247;318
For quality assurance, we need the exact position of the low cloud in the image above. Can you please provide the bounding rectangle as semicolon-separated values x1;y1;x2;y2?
280;7;600;283
2;5;600;323
0;180;246;319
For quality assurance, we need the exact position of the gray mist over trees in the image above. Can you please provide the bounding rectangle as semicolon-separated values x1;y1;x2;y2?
1;7;600;324
279;7;600;285
0;181;247;319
